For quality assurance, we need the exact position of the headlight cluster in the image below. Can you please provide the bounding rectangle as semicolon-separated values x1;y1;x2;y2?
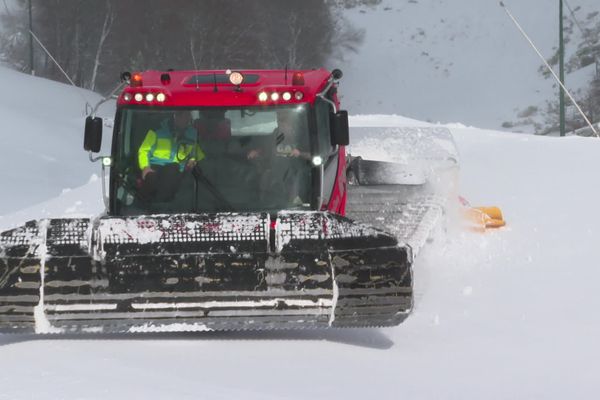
123;92;167;103
258;90;303;103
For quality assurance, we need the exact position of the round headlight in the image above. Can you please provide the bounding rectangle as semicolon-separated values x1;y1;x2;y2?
134;93;143;102
145;93;155;102
294;91;304;101
156;93;166;102
229;71;244;85
123;93;132;102
271;92;280;101
312;156;323;166
282;92;292;101
258;92;268;102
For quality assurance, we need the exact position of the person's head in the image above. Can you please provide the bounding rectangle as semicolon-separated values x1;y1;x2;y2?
173;110;192;133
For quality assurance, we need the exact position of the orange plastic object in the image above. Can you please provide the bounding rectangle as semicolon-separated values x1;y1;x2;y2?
464;206;506;230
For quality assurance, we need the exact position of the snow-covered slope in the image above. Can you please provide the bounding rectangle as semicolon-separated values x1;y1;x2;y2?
2;117;599;400
340;0;599;131
0;66;113;216
2;67;600;399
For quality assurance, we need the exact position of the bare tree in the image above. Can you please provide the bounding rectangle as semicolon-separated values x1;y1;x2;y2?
90;1;114;91
0;0;368;92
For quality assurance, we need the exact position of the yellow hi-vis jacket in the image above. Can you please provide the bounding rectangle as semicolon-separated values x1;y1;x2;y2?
138;124;205;171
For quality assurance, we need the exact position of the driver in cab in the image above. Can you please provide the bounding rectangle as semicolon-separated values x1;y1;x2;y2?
137;110;205;202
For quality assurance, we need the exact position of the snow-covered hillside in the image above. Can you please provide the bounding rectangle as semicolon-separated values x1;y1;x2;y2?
0;66;113;216
340;0;599;131
2;67;600;400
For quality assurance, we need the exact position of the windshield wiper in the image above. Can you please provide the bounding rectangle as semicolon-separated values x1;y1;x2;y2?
192;166;234;212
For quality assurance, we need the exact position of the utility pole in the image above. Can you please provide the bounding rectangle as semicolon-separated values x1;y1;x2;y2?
500;1;599;137
559;0;566;136
28;0;34;75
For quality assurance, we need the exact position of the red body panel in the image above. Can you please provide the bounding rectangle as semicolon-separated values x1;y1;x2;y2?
327;146;347;216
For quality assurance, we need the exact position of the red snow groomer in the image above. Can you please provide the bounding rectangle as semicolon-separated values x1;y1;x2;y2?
0;69;443;334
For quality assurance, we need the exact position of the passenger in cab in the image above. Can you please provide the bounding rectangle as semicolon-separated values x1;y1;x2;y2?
246;109;310;160
245;108;311;206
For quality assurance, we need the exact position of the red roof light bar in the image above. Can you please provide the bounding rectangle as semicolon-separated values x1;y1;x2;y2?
118;69;334;108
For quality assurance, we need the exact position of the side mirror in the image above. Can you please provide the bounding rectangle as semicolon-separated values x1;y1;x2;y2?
330;110;349;146
84;116;103;153
120;71;132;82
331;69;343;80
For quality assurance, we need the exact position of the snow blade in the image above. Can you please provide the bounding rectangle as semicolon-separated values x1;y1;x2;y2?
0;213;412;334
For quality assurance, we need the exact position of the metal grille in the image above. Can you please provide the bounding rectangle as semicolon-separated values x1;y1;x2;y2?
47;219;90;247
0;222;39;247
99;214;269;245
275;211;383;244
276;212;324;242
346;187;445;257
324;213;382;240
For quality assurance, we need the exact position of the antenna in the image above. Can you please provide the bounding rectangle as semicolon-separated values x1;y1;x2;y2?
190;37;200;91
499;1;599;138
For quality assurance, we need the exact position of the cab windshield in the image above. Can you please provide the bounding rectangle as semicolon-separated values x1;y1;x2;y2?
111;105;313;215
